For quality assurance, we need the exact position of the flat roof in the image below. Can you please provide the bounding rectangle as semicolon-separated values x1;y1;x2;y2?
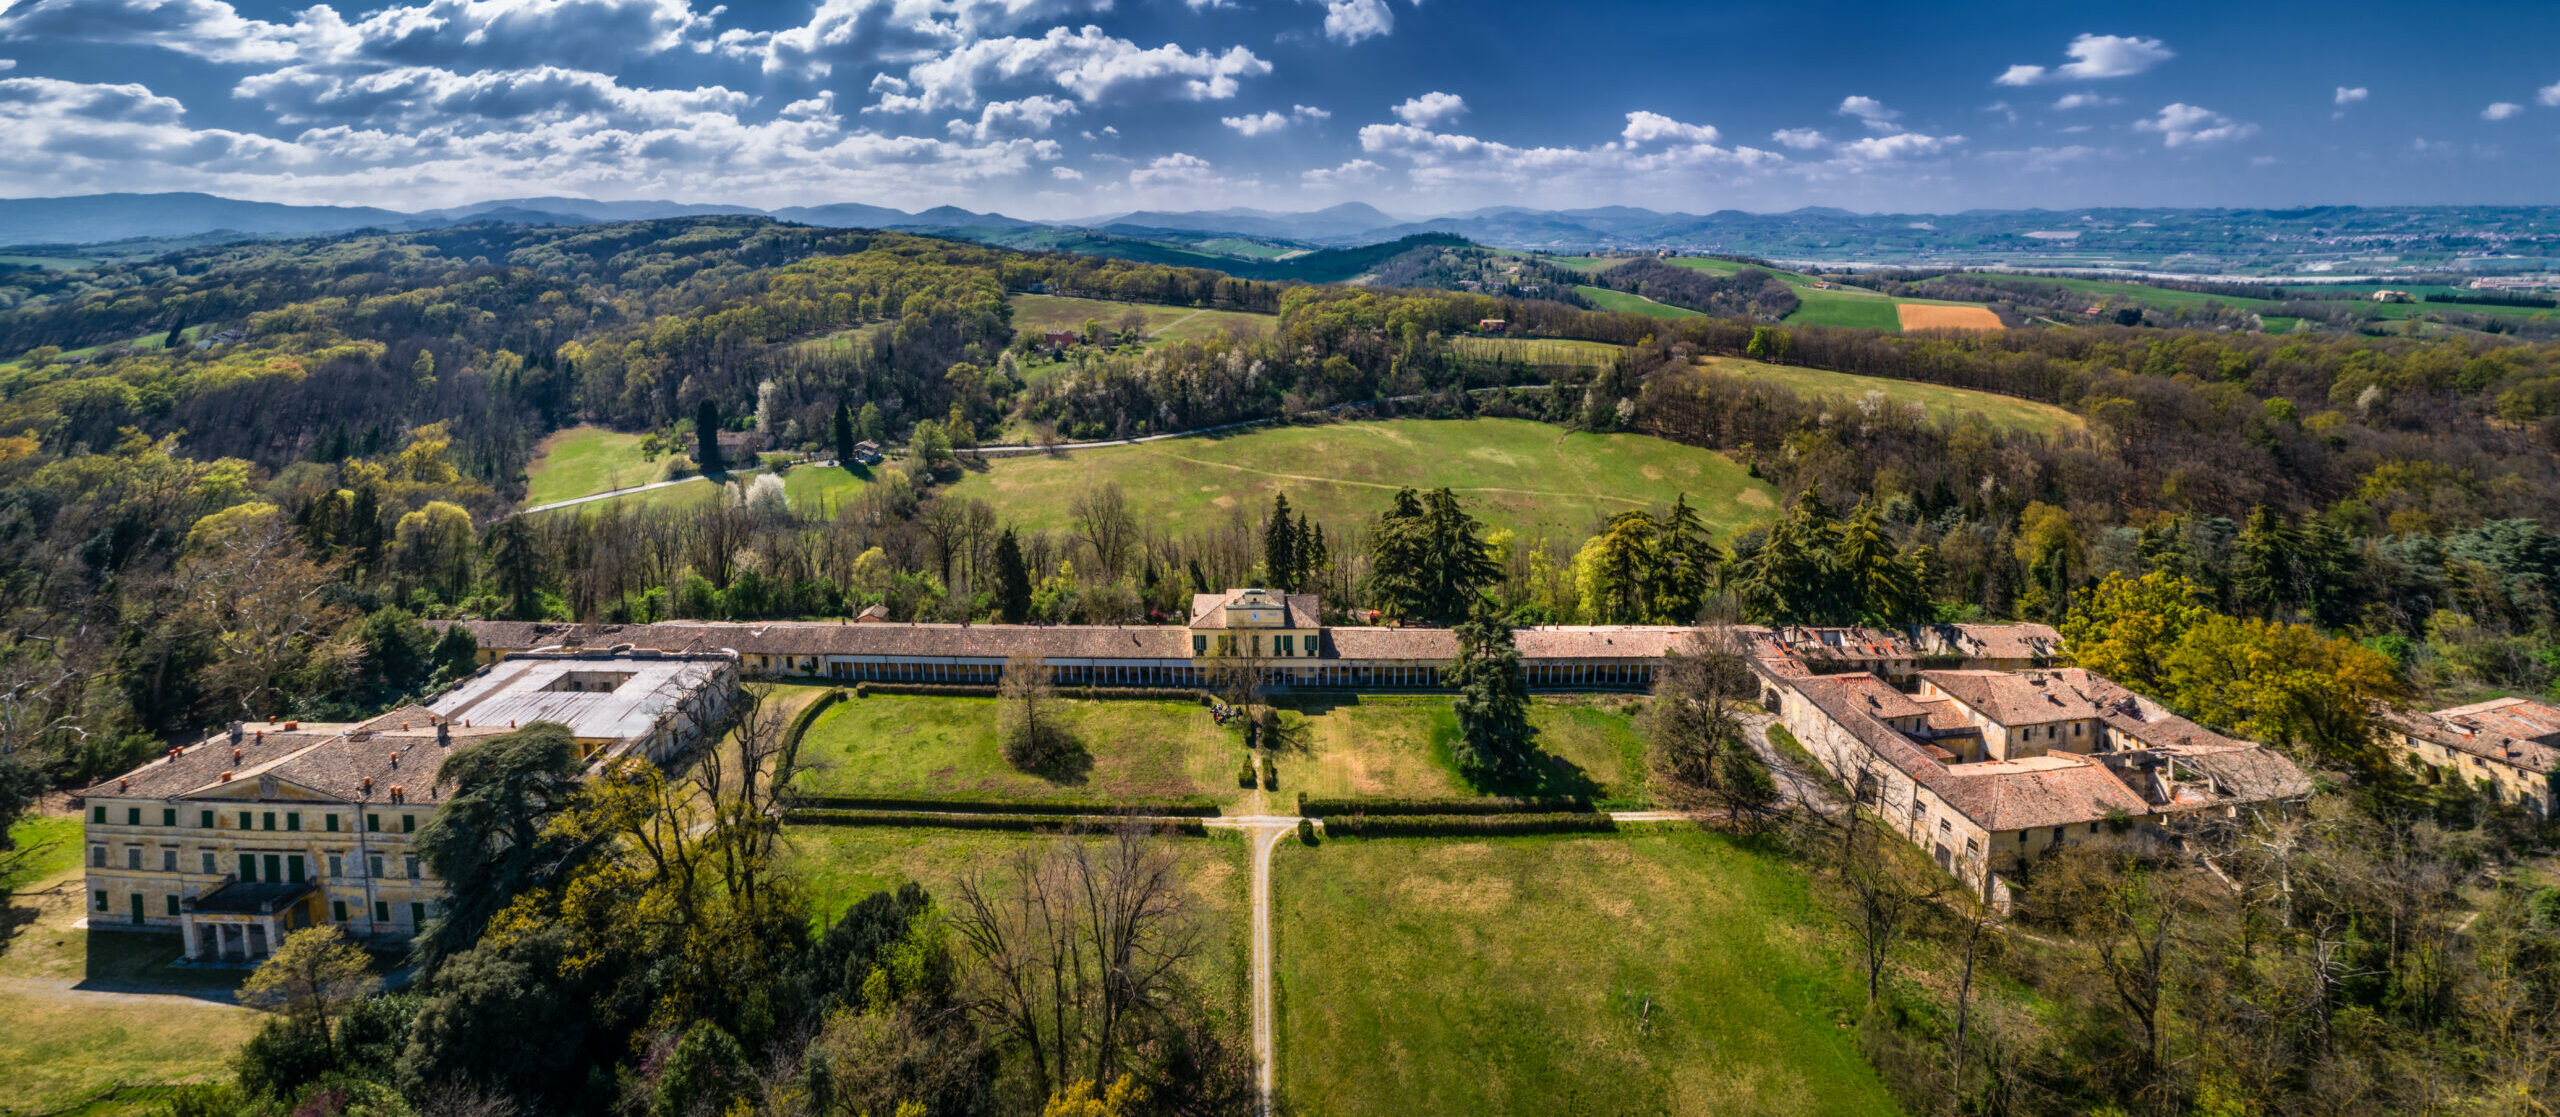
430;654;730;741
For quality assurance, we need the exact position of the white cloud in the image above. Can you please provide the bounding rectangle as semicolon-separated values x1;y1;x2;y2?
0;0;308;64
237;64;750;128
1302;158;1382;187
1987;144;2098;172
1621;110;1717;145
0;59;12;70
732;0;1107;77
1835;131;1961;164
947;94;1077;140
1997;33;2172;85
2541;80;2560;108
2334;86;2368;106
1221;110;1289;136
1129;151;1218;188
2482;101;2524;121
1050;165;1082;179
1836;95;1901;131
871;26;1271;113
1393;91;1466;126
2134;103;2257;147
1770;127;1827;150
1317;0;1393;44
1358;112;1781;199
2052;92;2118;110
1186;0;1234;7
1292;104;1330;121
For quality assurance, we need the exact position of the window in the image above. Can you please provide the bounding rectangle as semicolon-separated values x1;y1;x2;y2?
162;808;176;827
199;810;214;829
239;854;257;882
91;806;105;824
239;811;252;830
286;813;300;833
1192;635;1207;655
127;807;141;826
405;856;419;880
201;852;217;875
93;890;107;911
402;815;415;834
325;814;339;833
333;900;348;922
410;902;428;926
162;849;177;872
89;845;105;868
367;814;381;833
126;848;142;870
166;894;181;916
374;901;390;924
130;894;143;923
328;854;343;878
261;811;275;831
263;854;280;882
1966;838;1982;858
368;855;384;879
1276;635;1293;656
2052;827;2065;843
1938;819;1952;832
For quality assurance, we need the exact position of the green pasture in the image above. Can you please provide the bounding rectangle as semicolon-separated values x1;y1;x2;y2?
1694;356;2083;437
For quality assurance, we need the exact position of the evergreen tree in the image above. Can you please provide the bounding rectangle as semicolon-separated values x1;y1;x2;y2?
994;528;1033;624
162;321;184;350
1263;493;1299;590
695;398;725;474
1736;486;1845;624
1296;514;1327;589
1369;488;1500;623
1648;493;1716;624
1450;602;1535;781
2233;505;2294;617
482;517;545;620
1838;500;1927;625
832;399;856;466
1582;511;1657;624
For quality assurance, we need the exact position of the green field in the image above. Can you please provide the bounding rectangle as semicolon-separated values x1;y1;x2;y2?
536;461;870;517
523;426;670;505
943;418;1778;543
1273;831;1903;1116
1;817;258;1114
1784;291;1906;331
1450;336;1624;367
3;815;79;893
1575;285;1705;320
1695;356;2084;436
1010;293;1275;343
794;691;1653;809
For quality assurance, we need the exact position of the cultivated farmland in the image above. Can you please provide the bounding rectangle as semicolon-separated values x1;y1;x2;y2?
1693;355;2083;436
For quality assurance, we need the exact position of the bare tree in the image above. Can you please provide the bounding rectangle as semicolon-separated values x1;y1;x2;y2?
1072;483;1139;579
947;825;1203;1097
686;680;804;910
1841;807;1943;1007
999;654;1077;775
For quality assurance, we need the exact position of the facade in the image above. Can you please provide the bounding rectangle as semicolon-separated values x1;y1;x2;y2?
77;648;737;962
2382;697;2560;817
1769;664;2310;906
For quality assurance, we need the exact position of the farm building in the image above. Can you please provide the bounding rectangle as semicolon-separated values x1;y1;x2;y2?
2381;697;2560;817
74;648;737;961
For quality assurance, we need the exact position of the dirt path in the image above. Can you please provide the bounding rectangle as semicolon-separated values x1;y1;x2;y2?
1206;813;1299;1117
1147;308;1208;339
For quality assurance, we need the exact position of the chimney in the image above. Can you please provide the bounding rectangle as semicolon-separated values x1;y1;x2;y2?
118;777;129;792
437;721;450;746
389;752;400;770
229;723;244;746
362;775;373;792
220;771;234;782
232;747;243;763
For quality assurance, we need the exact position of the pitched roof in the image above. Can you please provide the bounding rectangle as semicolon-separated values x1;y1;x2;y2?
1920;670;2098;726
2383;696;2560;775
82;705;497;808
1916;623;2063;661
1187;590;1321;629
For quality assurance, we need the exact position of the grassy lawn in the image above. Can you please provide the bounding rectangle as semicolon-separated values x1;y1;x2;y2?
3;815;80;893
1450;336;1623;367
1273;831;1903;1117
523;426;668;505
536;461;868;517
942;417;1778;543
1693;356;2084;437
1010;294;1275;342
0;825;258;1114
793;691;1652;810
776;826;1251;1028
1576;285;1706;320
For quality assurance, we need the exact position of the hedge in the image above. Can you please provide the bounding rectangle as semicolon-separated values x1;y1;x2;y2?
851;683;1215;703
793;794;1222;817
781;687;846;752
786;809;1211;836
1295;794;1594;818
1318;813;1617;837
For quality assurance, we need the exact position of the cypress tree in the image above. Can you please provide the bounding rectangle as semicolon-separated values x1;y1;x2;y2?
993;528;1032;624
2232;505;2294;617
695;398;725;474
1297;514;1326;588
832;400;856;466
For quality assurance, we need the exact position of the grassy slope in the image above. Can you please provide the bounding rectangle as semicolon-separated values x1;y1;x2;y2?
1575;285;1705;320
523;426;667;505
940;418;1778;543
794;692;1652;810
1009;294;1275;341
1555;255;1994;335
1694;355;2085;437
1273;831;1903;1117
536;461;870;517
0;818;257;1114
1449;336;1624;367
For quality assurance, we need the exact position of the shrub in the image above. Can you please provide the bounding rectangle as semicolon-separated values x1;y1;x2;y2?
786;809;1209;836
853;682;870;697
1320;813;1616;838
1297;817;1317;846
1259;755;1277;791
793;794;1220;817
1239;758;1258;789
1295;795;1593;818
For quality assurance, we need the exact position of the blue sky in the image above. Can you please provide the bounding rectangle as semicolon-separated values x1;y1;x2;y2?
0;0;2556;217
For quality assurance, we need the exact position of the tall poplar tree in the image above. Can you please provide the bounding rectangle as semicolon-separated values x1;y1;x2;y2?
695;398;725;474
1264;493;1299;590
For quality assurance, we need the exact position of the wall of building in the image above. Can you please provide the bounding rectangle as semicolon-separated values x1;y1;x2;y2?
80;797;446;945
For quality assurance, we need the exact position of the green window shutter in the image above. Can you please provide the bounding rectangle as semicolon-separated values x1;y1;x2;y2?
286;813;299;832
166;894;180;916
262;812;275;831
262;854;280;882
127;808;141;825
200;810;214;829
402;815;415;833
239;811;252;830
287;856;306;883
367;814;380;832
238;854;256;881
374;901;389;924
410;902;427;926
325;814;338;832
333;900;348;922
162;809;176;827
91;806;105;824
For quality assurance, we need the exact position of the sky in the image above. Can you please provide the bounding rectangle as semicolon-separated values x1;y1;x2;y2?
0;0;2557;218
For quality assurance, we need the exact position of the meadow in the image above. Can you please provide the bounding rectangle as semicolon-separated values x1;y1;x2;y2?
791;690;1654;810
939;417;1779;542
1574;285;1705;320
1555;254;1999;334
1009;293;1275;343
1449;335;1624;367
1272;831;1903;1116
522;426;669;506
1694;355;2084;437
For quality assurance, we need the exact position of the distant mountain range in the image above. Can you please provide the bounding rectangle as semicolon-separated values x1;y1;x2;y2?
8;192;2560;275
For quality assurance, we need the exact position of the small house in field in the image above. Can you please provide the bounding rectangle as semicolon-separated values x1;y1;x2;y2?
850;439;883;465
1477;318;1508;333
1042;331;1081;349
716;430;766;458
2372;290;2412;303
